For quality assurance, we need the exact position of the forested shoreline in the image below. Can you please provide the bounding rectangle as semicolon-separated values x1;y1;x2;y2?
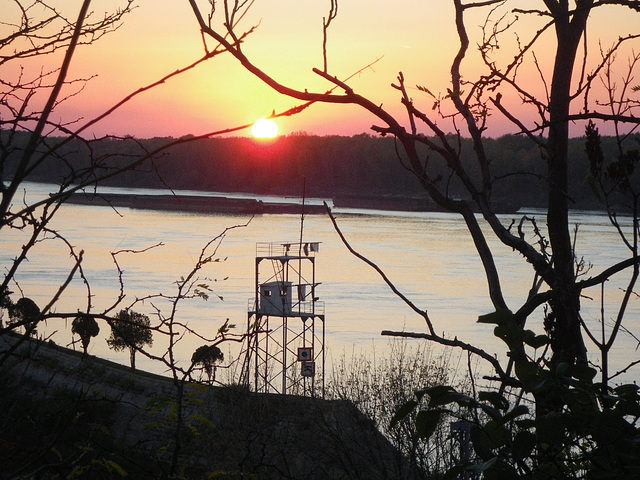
3;131;638;211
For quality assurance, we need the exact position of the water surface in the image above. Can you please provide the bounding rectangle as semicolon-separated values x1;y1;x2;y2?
3;183;639;384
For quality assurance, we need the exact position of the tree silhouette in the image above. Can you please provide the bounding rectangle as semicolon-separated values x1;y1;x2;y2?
106;309;153;370
8;297;40;336
71;314;100;356
191;344;224;384
186;0;640;476
0;0;250;353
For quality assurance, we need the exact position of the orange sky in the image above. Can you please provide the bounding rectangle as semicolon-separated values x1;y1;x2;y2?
16;1;640;139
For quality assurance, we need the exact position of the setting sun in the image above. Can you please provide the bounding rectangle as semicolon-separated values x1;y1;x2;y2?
251;118;279;139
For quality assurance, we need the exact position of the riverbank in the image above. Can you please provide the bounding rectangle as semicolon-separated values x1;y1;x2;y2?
66;190;522;215
66;191;328;214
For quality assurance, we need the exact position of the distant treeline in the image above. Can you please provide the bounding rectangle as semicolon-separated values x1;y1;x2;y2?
3;131;639;211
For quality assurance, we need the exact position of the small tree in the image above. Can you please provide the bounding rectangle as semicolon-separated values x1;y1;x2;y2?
106;309;153;370
8;297;40;336
71;314;100;356
191;344;224;384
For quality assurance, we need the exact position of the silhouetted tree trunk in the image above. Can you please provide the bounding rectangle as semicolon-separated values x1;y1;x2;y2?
545;1;592;369
130;347;136;370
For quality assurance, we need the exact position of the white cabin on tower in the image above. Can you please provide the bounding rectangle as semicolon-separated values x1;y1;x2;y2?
258;281;292;316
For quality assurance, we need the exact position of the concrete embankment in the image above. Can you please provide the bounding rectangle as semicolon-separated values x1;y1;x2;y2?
1;332;419;479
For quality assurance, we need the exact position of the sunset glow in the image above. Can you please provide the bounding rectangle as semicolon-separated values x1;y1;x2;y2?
18;1;637;139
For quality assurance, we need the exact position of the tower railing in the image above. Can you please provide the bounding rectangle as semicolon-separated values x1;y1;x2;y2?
247;298;325;316
256;241;320;258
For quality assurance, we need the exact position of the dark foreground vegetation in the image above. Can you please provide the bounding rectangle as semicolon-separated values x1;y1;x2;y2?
4;131;638;212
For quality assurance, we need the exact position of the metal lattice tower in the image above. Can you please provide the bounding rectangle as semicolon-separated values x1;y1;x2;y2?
239;241;325;396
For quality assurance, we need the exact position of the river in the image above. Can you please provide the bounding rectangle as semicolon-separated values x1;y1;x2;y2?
2;183;640;385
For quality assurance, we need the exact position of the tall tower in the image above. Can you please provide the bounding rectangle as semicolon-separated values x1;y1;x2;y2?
240;241;325;396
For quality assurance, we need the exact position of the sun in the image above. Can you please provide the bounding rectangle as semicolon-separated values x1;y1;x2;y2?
251;118;279;139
